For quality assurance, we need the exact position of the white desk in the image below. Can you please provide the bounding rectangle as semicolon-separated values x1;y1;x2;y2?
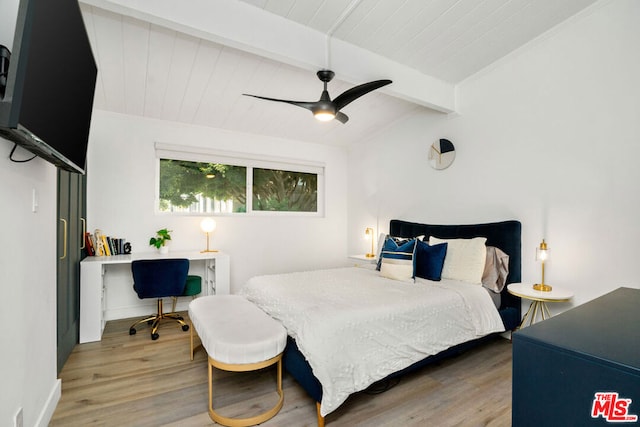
80;251;230;343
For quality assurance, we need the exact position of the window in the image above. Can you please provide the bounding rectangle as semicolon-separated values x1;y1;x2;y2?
159;159;247;213
155;143;323;215
253;168;317;212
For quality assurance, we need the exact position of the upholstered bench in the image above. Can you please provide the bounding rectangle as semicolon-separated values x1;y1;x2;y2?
188;295;287;427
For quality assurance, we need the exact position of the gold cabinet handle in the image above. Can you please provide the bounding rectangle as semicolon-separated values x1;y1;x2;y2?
80;217;86;249
60;218;67;260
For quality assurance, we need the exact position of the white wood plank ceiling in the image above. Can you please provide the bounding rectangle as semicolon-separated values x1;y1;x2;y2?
79;0;598;146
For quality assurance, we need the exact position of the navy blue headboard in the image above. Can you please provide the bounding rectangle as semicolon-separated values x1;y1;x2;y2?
389;219;522;329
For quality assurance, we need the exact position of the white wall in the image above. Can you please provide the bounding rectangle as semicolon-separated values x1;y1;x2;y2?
0;140;60;426
86;111;349;318
0;0;18;48
348;0;640;311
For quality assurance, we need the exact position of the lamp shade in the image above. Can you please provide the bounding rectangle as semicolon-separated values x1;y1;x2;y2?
536;239;549;261
200;218;217;233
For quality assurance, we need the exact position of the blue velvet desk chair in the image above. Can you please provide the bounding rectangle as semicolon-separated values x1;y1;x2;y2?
129;258;190;340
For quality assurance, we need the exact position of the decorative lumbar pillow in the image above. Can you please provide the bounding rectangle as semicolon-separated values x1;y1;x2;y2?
414;240;448;281
482;246;510;293
428;236;487;284
379;237;417;281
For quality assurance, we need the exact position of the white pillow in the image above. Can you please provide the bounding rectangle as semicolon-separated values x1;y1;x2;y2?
380;258;414;281
428;236;487;284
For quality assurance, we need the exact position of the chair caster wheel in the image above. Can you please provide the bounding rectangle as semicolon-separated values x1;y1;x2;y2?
151;333;159;340
182;324;189;332
129;328;136;335
147;320;153;325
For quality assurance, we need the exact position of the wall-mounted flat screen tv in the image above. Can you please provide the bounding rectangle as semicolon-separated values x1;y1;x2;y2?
0;0;97;174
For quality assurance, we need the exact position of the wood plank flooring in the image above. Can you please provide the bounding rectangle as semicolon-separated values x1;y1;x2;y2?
51;313;513;426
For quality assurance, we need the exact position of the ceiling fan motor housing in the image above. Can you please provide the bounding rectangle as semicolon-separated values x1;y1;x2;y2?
311;91;336;118
317;70;335;83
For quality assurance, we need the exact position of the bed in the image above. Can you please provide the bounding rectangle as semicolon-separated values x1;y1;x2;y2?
241;219;521;426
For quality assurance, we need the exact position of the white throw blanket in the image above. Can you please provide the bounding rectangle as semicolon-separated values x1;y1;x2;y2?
241;267;504;416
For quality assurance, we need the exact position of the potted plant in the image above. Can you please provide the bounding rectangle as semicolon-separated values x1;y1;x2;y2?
150;228;172;254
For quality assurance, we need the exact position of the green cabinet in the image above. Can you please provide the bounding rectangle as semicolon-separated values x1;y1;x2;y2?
57;169;86;373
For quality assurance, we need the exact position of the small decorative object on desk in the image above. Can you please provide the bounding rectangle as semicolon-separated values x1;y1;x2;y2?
93;230;105;256
150;228;172;254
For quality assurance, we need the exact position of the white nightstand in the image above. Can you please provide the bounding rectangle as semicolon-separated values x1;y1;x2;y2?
348;254;377;267
507;283;573;328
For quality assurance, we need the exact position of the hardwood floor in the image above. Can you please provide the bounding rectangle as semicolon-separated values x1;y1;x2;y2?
51;313;513;426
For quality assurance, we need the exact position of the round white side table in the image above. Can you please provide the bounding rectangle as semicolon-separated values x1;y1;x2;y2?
507;283;573;328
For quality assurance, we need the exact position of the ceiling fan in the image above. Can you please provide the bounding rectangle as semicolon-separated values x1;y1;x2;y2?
243;70;392;124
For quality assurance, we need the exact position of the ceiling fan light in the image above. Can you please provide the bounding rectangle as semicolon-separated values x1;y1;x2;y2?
314;111;335;121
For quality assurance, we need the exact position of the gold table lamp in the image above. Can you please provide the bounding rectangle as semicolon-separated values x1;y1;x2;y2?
200;218;218;253
365;227;375;258
533;239;552;291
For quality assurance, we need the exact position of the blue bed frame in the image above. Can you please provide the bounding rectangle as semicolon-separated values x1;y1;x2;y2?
283;219;522;425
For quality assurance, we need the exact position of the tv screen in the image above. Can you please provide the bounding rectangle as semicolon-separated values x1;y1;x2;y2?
0;0;97;174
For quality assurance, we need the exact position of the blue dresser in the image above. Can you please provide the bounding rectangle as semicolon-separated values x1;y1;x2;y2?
512;287;640;426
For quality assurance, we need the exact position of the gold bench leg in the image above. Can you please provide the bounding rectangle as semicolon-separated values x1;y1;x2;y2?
190;321;194;361
208;354;284;427
189;321;203;361
316;402;326;427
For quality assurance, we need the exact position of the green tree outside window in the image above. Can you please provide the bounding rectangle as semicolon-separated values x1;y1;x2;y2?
253;168;317;212
159;159;247;213
158;159;318;214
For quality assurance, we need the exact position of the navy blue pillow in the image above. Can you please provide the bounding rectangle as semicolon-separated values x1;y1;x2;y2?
415;240;448;281
376;235;411;271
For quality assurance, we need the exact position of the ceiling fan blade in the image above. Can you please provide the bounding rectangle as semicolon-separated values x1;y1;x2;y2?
335;111;349;124
333;79;392;110
243;94;316;112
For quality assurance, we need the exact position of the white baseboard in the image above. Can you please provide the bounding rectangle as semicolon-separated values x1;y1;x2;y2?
35;378;60;427
105;302;156;321
105;299;192;321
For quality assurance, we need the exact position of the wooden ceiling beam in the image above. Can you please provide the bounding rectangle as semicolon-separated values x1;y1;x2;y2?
81;0;456;113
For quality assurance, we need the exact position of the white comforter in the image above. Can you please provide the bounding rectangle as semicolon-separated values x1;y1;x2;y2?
240;266;504;416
